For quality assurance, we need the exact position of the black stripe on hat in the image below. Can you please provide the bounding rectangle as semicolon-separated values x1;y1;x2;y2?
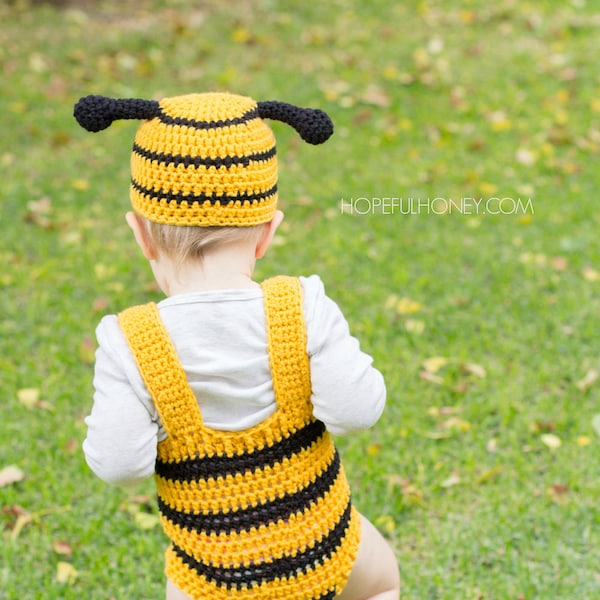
171;501;353;590
132;143;276;170
131;179;277;206
156;419;326;482
157;449;341;535
157;107;260;130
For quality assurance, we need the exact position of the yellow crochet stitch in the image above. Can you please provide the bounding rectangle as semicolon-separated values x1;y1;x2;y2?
117;276;361;599
130;93;278;227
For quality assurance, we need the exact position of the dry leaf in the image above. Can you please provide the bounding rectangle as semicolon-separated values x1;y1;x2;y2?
134;512;160;530
548;483;569;504
422;356;448;374
79;335;96;364
541;433;562;449
17;388;40;409
56;561;78;584
53;540;73;556
396;297;423;315
462;362;486;378
477;465;502;484
404;319;425;334
440;473;461;488
582;267;600;282
576;369;599;392
418;371;444;385
0;465;25;487
592;414;600;438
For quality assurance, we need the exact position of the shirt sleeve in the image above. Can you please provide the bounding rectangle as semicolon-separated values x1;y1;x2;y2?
82;315;163;487
300;275;386;435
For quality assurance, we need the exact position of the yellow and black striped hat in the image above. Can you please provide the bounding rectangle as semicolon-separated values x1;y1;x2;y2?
74;92;333;226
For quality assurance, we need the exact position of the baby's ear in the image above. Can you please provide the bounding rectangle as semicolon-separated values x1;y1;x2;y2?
125;212;158;261
257;101;333;144
74;95;160;132
256;210;285;259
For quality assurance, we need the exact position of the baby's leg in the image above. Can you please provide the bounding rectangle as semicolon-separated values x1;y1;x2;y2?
166;578;192;600
336;514;400;600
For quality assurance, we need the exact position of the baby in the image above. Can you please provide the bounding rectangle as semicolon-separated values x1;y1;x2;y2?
75;92;400;600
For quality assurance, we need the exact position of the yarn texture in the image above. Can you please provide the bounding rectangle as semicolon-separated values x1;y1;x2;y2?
117;276;361;599
74;92;334;227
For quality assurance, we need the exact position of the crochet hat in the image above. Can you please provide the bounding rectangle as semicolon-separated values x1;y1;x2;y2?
74;92;333;226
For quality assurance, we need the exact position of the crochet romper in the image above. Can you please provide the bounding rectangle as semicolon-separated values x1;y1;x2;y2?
118;276;362;599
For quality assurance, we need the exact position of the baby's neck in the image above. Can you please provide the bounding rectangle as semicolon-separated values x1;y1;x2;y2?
153;244;259;296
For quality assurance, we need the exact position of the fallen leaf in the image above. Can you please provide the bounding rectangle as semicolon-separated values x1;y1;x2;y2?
79;336;96;364
70;178;89;191
462;362;486;378
515;147;537;166
134;512;160;530
440;473;461;488
547;483;569;504
0;465;25;487
367;443;382;457
396;297;423;315
17;388;40;409
418;370;444;385
582;267;600;282
576;369;599;392
541;433;562;450
486;438;498;453
422;356;448;373
576;436;591;446
56;561;78;584
592;414;600;437
439;417;471;433
404;319;425;334
53;540;73;556
361;84;391;108
476;465;502;484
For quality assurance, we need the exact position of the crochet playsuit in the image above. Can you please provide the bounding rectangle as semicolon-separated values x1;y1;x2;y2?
117;276;361;599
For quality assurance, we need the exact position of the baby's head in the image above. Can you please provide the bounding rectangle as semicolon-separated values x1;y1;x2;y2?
74;92;333;261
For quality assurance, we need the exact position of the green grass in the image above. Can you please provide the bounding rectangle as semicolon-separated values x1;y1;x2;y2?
1;0;600;598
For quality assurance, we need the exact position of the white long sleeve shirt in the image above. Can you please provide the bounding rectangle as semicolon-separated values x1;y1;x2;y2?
83;275;386;486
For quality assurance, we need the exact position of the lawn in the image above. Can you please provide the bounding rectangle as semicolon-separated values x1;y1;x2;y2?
1;0;599;598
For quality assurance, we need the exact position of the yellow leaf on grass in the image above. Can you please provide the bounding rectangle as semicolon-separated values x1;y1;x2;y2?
541;433;562;449
577;436;591;447
576;369;599;392
17;388;40;409
477;465;503;484
462;362;486;378
440;473;461;488
396;297;423;315
582;267;600;282
135;511;160;530
70;178;89;191
0;465;25;487
56;561;78;584
422;356;448;373
404;319;425;334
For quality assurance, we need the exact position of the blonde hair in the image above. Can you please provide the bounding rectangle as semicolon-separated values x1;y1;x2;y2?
142;218;267;268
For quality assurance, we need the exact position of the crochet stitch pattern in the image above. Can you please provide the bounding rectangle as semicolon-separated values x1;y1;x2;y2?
74;93;334;227
117;276;361;599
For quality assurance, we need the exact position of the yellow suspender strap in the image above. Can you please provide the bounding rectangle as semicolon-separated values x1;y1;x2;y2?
117;302;204;439
260;276;313;420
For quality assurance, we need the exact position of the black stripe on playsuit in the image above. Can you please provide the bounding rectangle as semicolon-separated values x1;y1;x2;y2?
131;179;277;206
132;142;276;170
157;450;342;534
157;106;260;130
156;419;326;482
172;502;353;590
